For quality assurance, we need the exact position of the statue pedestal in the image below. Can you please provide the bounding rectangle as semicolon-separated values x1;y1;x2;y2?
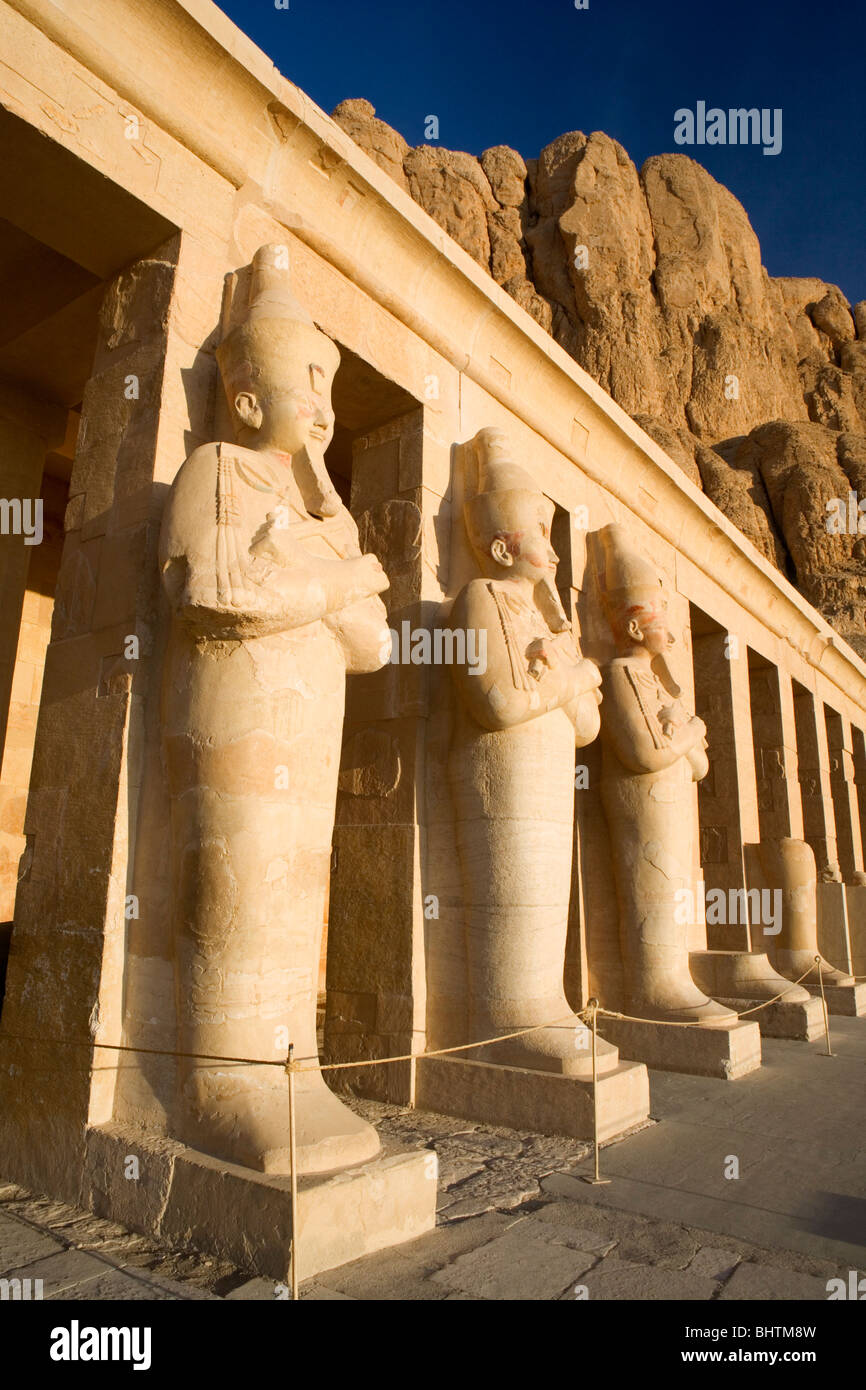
82;1122;436;1283
808;981;866;1016
689;950;825;1041
599;1016;761;1080
415;1055;650;1142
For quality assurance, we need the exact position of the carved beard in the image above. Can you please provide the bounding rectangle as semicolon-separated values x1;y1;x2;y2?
534;574;571;633
293;442;342;518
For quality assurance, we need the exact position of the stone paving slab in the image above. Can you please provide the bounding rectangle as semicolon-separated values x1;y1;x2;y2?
718;1262;836;1301
428;1225;599;1301
0;1210;65;1271
574;1257;719;1302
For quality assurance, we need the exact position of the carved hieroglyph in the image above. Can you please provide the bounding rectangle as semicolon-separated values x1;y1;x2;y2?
597;524;735;1024
159;245;390;1174
758;837;855;986
448;427;615;1074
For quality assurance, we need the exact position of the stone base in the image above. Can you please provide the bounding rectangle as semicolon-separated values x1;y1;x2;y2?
81;1122;436;1282
599;1017;762;1080
689;950;825;1040
709;996;824;1040
807;981;866;1017
415;1055;650;1142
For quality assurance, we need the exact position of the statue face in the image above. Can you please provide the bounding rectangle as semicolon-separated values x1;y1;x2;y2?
490;514;558;582
624;598;674;655
235;361;336;455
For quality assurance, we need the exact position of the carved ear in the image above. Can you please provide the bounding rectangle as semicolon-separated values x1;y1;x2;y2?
626;616;643;642
490;536;513;567
234;391;263;431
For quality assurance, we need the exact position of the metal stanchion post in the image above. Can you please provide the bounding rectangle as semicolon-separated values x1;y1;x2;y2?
581;999;611;1186
286;1043;299;1300
815;956;834;1058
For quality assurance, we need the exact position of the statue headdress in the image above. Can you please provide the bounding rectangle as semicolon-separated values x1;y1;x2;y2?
217;243;340;403
463;427;553;552
598;524;664;626
463;427;569;632
217;243;342;517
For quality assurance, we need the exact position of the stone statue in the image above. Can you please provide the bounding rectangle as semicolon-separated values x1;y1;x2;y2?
159;244;391;1174
597;524;734;1023
448;427;612;1074
758;837;854;986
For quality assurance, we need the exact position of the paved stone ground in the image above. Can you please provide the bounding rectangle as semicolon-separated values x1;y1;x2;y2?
1;1019;863;1301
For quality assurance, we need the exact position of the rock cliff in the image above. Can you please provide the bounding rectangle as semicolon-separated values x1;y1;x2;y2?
332;99;866;656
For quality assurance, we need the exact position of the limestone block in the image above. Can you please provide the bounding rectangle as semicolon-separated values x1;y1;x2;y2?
83;1122;436;1282
415;1055;650;1143
600;1017;761;1080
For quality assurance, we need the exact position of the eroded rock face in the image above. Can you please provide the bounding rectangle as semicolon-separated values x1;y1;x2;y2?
403;146;496;267
330;99;410;191
331;100;866;644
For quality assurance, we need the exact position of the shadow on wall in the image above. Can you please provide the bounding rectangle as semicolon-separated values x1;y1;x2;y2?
0;921;11;1007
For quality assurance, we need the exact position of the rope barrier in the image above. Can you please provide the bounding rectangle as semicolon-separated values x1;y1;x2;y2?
0;960;830;1075
595;962;818;1028
0;1014;583;1074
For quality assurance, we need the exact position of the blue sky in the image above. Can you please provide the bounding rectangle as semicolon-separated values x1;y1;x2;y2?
217;0;865;305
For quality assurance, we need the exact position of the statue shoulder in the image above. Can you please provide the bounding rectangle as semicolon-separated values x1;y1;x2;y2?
173;441;222;483
160;443;224;566
601;658;658;709
453;577;498;618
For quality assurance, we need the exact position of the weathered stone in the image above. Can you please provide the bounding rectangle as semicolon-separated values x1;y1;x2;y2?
330;99;409;191
480;145;527;208
430;1226;598;1300
809;289;856;349
403;147;495;267
686;1245;741;1280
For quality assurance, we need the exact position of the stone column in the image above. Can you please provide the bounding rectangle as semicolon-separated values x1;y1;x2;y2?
825;707;865;881
851;726;866;861
849;727;866;975
748;653;803;845
0;233;223;1198
793;682;839;876
691;620;751;951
